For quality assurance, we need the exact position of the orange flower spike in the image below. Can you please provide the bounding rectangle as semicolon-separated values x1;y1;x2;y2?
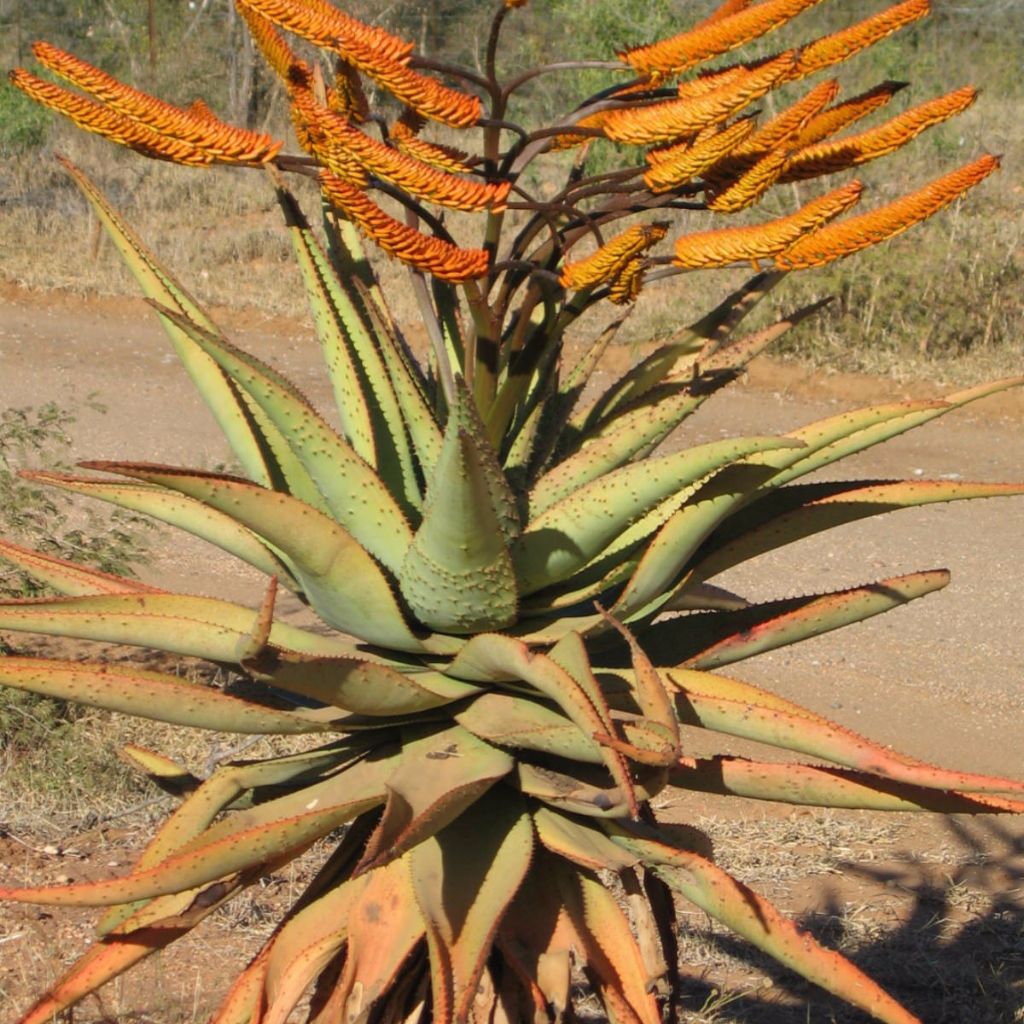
560;224;668;291
695;0;756;29
675;66;750;102
9;69;212;164
603;52;797;146
619;0;825;78
673;180;863;268
607;257;646;305
310;105;506;211
234;0;297;82
707;147;791;212
339;37;482;128
782;85;978;181
31;42;281;162
320;172;490;283
795;81;907;148
330;61;370;124
776;154;999;269
236;0;413;65
391;120;474;175
644;119;756;193
733;78;840;157
786;0;931;83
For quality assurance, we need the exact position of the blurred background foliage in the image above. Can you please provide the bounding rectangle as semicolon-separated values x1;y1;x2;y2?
0;0;1021;379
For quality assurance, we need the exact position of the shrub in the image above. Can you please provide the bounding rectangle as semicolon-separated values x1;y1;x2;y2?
2;2;1023;1023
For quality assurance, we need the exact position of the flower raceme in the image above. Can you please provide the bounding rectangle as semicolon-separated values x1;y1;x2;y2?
3;4;1019;1024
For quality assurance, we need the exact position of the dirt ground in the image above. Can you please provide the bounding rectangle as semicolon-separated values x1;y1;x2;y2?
0;284;1022;1022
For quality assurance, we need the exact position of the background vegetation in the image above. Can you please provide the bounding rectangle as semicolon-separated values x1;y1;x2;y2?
1;0;1020;382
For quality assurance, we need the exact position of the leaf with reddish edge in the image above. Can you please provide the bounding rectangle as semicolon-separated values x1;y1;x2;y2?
680;569;951;668
152;303;415;571
497;858;577;1020
0;590;353;660
690;477;1024;583
260;875;368;1024
671;755;1024;812
0;657;336;733
448;633;638;817
11;875;251;1024
18;471;301;589
660;667;1024;795
0;537;158;596
0;751;396;907
207;946;271;1024
74;462;456;653
552;858;661;1024
606;821;923;1024
243;646;481;716
357;725;514;873
533;806;640;872
410;791;534;1024
455;691;603;764
326;857;425;1024
58;158;290;490
516;761;668;819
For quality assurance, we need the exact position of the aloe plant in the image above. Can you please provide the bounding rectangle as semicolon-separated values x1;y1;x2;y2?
3;2;1022;1022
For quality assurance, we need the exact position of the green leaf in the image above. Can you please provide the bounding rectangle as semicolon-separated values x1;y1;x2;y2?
399;382;519;634
151;307;414;574
0;657;335;734
667;570;951;668
79;463;448;653
0;591;352;661
515;435;802;593
58;158;286;490
671;756;1024;813
0;537;158;597
24;471;301;589
533;806;639;871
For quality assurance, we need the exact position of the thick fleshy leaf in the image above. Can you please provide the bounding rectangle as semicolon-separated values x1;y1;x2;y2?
540;303;824;510
152;306;414;573
0;591;352;660
671;756;1024;813
455;691;603;764
11;872;259;1024
553;859;662;1024
692;478;1024;583
515;436;803;593
0;751;396;906
279;185;422;512
245;648;480;715
410;792;534;1024
448;634;637;813
661;667;1024;795
399;382;519;634
533;806;639;871
358;725;515;872
652;570;951;668
77;463;449;652
0;537;158;596
59;158;284;489
0;657;335;733
326;857;426;1024
608;823;922;1024
260;875;367;1024
23;471;300;587
572;271;784;436
516;760;667;819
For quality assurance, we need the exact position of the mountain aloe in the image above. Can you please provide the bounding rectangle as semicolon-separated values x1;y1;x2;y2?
3;2;1022;1022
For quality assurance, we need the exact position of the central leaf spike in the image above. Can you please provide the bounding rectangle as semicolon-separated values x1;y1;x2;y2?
399;378;520;633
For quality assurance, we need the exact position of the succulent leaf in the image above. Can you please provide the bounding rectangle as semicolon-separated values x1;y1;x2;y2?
0;536;158;596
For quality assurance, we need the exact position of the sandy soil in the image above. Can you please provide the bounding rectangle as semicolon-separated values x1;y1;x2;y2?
1;285;1022;1022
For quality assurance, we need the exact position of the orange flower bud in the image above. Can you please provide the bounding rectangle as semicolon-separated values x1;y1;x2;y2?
644;118;756;193
673;181;863;268
561;224;667;290
776;155;999;269
795;81;907;148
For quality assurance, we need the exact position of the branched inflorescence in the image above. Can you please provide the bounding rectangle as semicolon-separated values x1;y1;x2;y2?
4;4;1019;1024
